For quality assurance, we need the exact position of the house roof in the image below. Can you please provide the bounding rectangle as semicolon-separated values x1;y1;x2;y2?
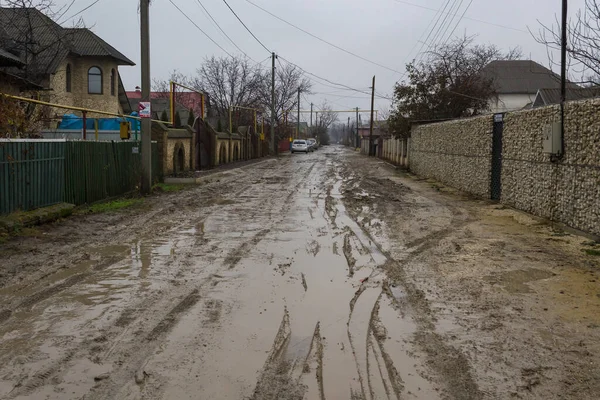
66;28;134;65
481;60;579;95
533;87;600;107
0;7;134;84
0;47;23;66
0;7;69;79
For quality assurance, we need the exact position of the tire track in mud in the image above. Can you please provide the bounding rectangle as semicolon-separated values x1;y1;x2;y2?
0;255;125;324
223;228;271;269
336;157;483;400
0;159;294;399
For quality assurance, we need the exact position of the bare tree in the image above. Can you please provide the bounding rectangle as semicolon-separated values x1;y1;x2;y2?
257;62;311;123
316;101;338;129
533;0;600;83
185;56;264;123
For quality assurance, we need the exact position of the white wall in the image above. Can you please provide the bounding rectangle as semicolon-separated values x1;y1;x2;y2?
489;93;535;113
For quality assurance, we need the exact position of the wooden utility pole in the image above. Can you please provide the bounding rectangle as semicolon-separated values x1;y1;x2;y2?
140;0;152;193
310;103;313;136
347;116;350;146
297;87;301;138
369;76;375;157
355;107;359;149
271;52;276;154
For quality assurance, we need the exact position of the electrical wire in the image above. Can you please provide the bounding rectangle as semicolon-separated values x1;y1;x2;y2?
395;0;452;82
220;0;271;53
390;0;527;33
60;0;102;22
168;0;234;58
245;0;401;74
440;0;474;48
278;56;392;100
433;0;464;50
56;0;77;22
426;0;460;54
194;0;253;60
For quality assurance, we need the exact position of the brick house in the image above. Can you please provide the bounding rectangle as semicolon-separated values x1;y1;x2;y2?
0;7;134;118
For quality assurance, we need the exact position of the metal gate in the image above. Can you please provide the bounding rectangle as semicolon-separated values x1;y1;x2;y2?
491;113;504;200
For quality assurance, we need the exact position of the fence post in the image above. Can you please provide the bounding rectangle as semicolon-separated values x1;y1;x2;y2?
82;111;87;140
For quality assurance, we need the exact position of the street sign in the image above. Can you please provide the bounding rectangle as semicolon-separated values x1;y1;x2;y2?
139;102;151;118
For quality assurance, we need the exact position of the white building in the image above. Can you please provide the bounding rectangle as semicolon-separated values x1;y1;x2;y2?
481;60;579;113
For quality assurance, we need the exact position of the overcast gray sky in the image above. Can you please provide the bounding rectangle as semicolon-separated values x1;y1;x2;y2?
53;0;585;122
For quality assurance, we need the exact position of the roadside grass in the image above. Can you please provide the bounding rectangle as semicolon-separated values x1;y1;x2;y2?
584;248;600;257
153;183;187;192
86;198;144;213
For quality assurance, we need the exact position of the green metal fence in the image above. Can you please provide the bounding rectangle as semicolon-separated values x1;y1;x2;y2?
1;140;160;215
1;141;65;214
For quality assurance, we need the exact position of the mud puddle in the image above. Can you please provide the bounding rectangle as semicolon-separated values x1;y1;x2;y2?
0;225;200;399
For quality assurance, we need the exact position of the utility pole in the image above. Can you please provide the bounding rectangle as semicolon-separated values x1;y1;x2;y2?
310;103;313;137
355;107;359;149
271;52;276;154
347;116;350;146
140;0;152;193
369;75;376;157
297;87;301;139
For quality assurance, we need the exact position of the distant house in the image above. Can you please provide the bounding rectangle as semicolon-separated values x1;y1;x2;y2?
0;7;134;117
532;87;600;107
481;60;580;113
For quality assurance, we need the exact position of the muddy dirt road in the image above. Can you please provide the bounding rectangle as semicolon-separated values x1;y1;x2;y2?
1;146;599;399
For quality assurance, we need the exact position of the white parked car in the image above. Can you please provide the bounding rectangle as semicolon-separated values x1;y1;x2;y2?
291;139;309;153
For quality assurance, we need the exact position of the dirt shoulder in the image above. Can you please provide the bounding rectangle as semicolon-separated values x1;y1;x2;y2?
339;151;600;399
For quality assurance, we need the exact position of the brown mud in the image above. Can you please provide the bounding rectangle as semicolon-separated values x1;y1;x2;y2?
0;147;598;399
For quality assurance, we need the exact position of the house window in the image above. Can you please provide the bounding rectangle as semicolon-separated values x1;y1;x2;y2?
110;68;116;96
66;64;72;93
88;66;103;94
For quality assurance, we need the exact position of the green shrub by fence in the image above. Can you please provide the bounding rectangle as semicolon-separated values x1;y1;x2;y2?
1;140;159;215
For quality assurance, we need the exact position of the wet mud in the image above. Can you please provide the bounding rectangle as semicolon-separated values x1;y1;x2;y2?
0;147;599;399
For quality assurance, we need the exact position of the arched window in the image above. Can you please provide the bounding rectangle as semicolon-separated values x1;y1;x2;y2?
110;68;116;96
66;64;72;93
88;66;103;94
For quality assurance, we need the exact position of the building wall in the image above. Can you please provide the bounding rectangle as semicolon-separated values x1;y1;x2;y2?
501;99;600;235
489;93;535;113
48;56;122;118
410;115;493;198
407;98;600;236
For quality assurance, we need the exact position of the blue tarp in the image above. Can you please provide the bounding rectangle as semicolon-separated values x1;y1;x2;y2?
58;112;141;132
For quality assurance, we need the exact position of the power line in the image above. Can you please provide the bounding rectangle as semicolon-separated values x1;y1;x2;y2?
220;0;271;53
245;0;402;74
390;0;527;33
278;56;393;101
60;0;102;22
396;0;452;82
433;0;465;50
56;0;77;22
426;0;460;54
440;0;474;47
168;0;234;58
194;0;252;60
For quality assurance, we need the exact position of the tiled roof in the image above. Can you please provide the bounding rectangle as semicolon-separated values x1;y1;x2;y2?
66;28;134;65
481;60;579;94
0;47;23;66
0;7;134;84
0;7;69;79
